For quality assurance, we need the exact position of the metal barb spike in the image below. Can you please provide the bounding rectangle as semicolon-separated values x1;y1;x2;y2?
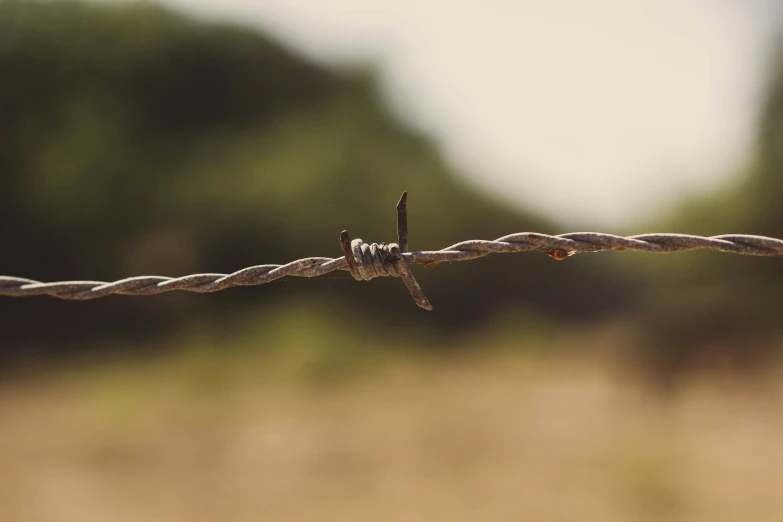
340;192;432;311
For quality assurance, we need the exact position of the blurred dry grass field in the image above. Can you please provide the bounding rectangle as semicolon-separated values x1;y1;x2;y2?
1;336;783;522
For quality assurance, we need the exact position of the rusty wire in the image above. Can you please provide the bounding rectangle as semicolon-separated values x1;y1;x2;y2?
2;192;782;310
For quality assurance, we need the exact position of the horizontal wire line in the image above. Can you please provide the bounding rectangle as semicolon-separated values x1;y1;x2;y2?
1;232;782;300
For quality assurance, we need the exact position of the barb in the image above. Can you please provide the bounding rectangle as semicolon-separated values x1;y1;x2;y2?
2;192;783;311
339;191;432;310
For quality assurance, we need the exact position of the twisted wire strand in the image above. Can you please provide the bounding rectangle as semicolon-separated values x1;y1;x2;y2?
1;232;782;301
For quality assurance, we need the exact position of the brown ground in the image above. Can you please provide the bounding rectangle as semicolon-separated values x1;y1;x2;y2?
1;348;782;522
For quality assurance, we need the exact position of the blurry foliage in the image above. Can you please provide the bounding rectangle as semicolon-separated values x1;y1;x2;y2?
0;0;633;361
1;0;782;378
624;36;783;377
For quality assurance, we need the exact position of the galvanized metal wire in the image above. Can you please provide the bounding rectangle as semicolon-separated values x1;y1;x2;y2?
2;192;782;310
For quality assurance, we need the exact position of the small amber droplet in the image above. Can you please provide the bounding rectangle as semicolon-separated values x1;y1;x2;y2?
545;249;569;261
425;260;445;268
614;247;627;252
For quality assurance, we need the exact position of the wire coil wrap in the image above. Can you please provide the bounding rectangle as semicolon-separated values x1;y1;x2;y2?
345;240;403;281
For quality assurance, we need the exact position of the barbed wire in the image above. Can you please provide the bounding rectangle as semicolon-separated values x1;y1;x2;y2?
2;192;782;310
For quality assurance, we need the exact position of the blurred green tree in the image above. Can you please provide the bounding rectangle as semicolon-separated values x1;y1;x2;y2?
0;1;633;359
627;40;783;378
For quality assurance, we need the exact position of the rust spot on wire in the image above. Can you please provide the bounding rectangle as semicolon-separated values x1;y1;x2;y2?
545;249;570;261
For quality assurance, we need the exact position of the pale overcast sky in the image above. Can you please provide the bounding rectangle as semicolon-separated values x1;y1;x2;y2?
142;0;780;226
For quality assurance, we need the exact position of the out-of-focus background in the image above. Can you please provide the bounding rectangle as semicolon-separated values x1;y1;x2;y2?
2;1;783;520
